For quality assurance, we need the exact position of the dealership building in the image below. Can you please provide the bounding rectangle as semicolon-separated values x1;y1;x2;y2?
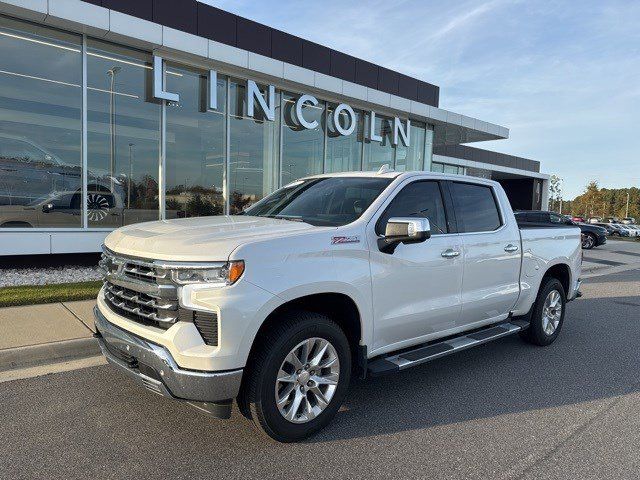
0;0;549;256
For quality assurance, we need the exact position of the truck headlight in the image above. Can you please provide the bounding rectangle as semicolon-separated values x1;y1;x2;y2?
170;260;245;285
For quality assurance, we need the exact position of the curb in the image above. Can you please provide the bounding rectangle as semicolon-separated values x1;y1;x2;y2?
0;337;101;372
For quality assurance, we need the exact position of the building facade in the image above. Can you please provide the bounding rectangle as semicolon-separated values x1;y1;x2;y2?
0;0;548;256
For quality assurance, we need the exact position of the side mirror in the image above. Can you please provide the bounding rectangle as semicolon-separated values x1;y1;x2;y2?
378;217;431;254
42;203;54;213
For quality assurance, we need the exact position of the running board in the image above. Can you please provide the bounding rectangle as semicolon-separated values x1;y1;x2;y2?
368;320;529;376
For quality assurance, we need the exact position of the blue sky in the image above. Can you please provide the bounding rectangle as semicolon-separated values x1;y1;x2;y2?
202;0;639;198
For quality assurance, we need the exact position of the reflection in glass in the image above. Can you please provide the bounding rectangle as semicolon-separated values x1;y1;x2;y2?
325;104;363;173
165;64;226;219
228;80;279;214
86;39;161;227
280;93;324;184
0;17;82;228
363;113;394;171
395;121;426;172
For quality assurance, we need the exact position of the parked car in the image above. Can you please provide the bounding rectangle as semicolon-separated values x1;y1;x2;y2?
514;210;607;249
615;224;639;237
593;223;616;235
95;171;582;442
572;216;586;223
598;223;630;237
622;217;636;225
625;225;640;235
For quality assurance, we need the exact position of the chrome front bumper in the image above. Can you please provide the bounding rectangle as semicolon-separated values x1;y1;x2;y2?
94;306;242;416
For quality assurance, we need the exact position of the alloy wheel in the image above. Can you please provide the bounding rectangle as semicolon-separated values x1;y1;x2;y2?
275;337;340;424
542;289;562;335
581;234;595;249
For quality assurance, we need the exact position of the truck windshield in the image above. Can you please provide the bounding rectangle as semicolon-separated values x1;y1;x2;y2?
242;177;393;227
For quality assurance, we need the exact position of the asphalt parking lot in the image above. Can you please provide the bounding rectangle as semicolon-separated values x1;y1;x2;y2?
1;266;639;479
582;238;640;275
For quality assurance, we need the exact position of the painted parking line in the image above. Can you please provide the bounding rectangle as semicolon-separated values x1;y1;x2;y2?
612;250;640;257
582;258;625;266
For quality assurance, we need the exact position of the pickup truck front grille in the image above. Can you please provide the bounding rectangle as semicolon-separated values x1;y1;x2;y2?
99;250;168;284
103;282;178;328
99;248;219;345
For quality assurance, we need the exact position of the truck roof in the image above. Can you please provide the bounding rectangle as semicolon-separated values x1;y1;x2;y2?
299;169;501;188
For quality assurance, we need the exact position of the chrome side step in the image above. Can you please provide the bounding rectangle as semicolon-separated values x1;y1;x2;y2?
368;320;529;376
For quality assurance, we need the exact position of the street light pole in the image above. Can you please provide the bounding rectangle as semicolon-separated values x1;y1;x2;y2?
559;178;564;215
626;192;630;218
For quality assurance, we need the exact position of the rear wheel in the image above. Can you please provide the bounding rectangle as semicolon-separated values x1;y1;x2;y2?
239;311;351;442
581;232;596;249
521;277;566;346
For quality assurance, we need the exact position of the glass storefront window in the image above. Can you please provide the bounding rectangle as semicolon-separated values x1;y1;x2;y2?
395;121;426;172
363;113;394;171
0;17;82;228
280;92;324;184
325;104;363;173
443;164;460;174
86;39;160;227
165;64;226;219
424;127;434;171
431;162;466;175
0;19;438;230
431;162;445;173
228;80;279;214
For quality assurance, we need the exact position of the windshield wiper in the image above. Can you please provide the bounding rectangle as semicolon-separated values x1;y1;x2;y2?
262;214;305;222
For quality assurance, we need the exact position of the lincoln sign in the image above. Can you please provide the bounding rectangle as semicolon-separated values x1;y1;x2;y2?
153;55;411;147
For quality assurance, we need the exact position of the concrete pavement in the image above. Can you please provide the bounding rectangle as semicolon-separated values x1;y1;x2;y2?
0;299;98;371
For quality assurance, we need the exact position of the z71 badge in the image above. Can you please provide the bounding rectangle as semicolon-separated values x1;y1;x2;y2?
331;236;360;245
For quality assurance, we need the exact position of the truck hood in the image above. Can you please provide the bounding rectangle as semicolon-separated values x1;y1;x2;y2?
104;215;316;261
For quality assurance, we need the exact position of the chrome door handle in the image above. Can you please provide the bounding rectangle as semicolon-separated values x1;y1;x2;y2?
441;249;460;258
504;244;519;252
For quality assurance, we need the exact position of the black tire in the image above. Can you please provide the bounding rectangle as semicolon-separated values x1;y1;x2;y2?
238;311;351;442
520;277;566;346
581;232;596;249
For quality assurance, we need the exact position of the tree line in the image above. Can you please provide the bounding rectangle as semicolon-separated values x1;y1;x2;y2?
550;180;639;220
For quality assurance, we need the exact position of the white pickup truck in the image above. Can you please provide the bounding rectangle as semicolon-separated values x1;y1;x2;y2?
95;170;582;442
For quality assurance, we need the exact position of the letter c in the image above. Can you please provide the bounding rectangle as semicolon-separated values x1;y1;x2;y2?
295;94;319;129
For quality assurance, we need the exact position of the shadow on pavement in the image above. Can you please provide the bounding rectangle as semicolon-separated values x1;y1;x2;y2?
308;288;640;443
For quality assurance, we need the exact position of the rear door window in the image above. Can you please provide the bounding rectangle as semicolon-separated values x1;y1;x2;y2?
451;182;502;233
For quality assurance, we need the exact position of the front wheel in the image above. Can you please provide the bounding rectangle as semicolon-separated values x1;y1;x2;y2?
239;311;351;442
520;277;566;346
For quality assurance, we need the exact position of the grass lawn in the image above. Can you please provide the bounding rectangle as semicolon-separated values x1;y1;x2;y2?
0;281;102;308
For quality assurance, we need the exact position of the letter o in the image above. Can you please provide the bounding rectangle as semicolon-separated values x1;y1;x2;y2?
333;103;357;136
